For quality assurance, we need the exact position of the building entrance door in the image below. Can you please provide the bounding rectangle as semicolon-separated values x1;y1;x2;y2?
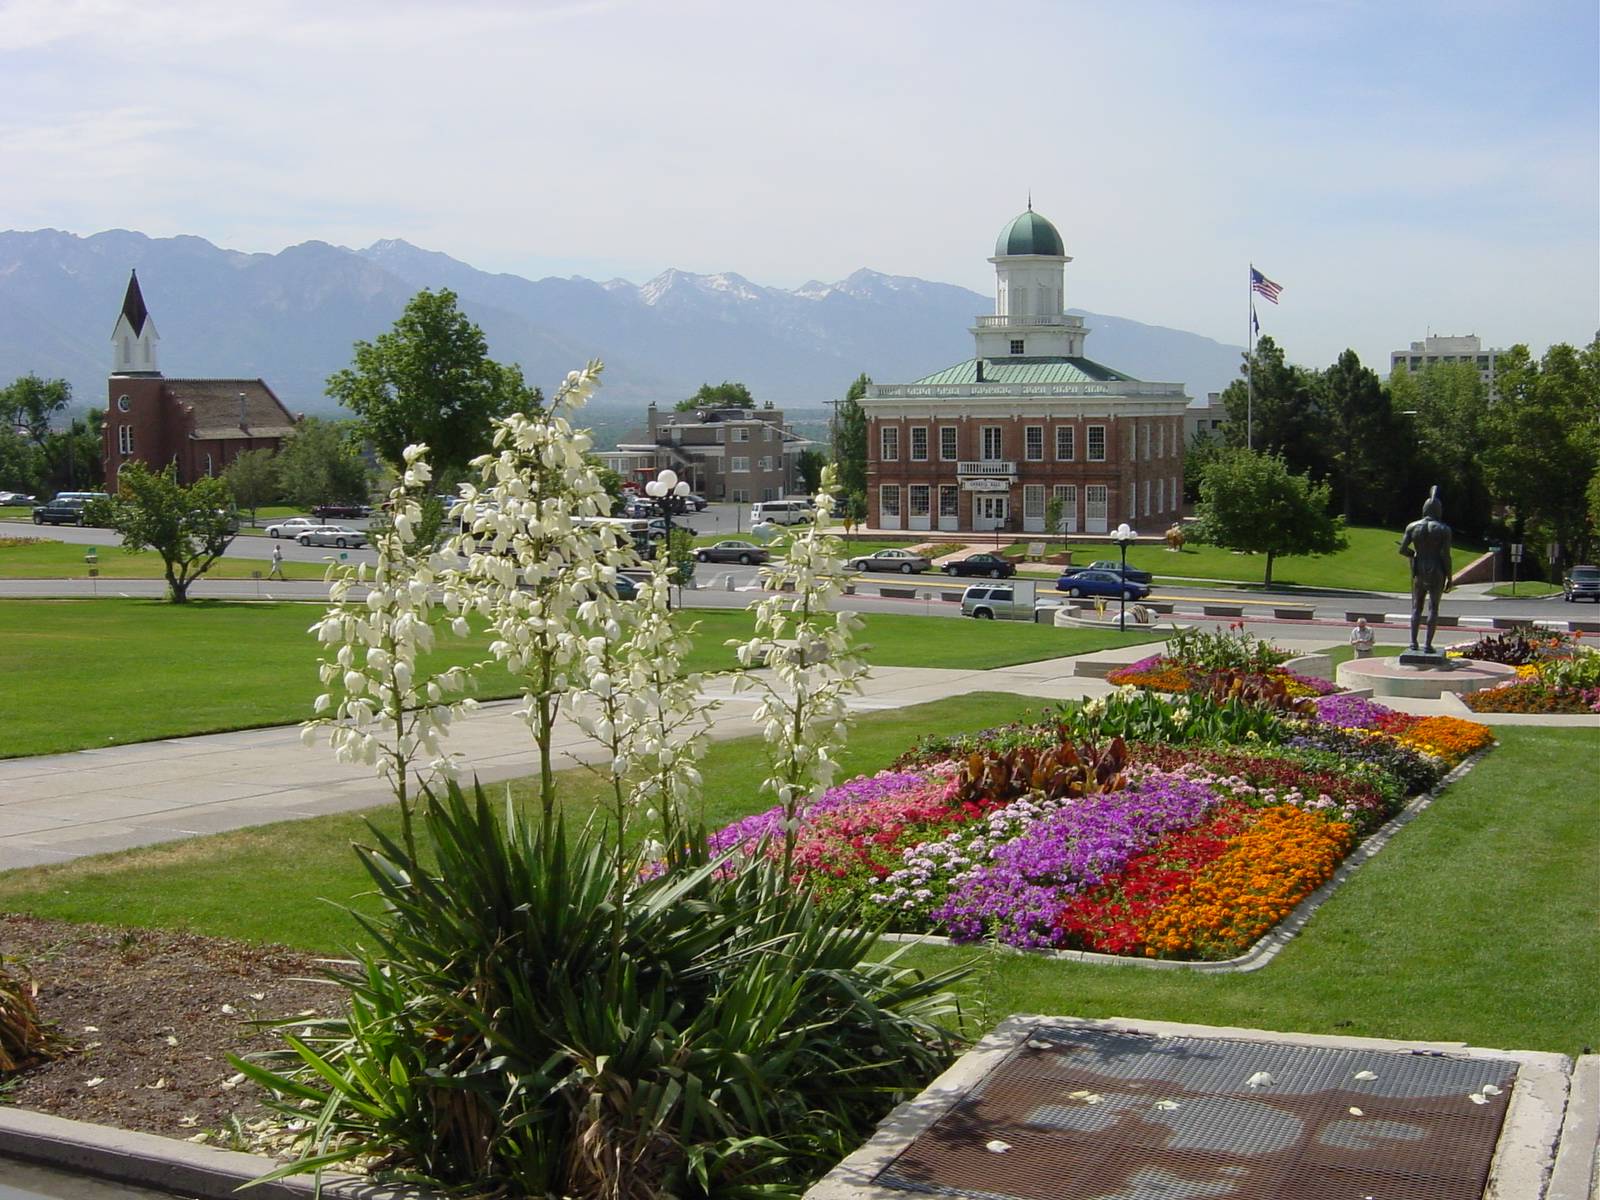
973;494;1009;531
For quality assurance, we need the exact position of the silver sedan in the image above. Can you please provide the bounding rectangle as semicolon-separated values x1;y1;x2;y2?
296;526;368;549
846;548;932;574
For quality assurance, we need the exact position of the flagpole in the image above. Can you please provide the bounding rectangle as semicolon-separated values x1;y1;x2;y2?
1246;265;1255;452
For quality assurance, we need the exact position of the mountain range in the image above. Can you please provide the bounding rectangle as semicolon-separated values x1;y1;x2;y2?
0;228;1244;428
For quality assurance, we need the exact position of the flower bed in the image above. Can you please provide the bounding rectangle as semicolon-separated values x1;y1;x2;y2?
1457;629;1600;714
1107;653;1339;698
711;690;1494;962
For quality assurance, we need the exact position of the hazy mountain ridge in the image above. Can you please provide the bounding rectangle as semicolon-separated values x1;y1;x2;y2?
1;229;1244;420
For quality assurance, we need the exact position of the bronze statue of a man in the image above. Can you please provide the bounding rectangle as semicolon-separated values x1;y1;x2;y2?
1399;487;1453;654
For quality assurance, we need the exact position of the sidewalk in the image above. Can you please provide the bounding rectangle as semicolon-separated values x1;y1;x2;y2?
0;659;1138;873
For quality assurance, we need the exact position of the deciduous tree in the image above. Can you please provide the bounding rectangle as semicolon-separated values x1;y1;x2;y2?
327;289;528;476
0;375;70;448
1388;362;1493;539
673;381;753;412
831;373;870;510
1189;449;1346;586
274;417;370;511
93;463;237;603
1219;337;1331;481
222;448;279;523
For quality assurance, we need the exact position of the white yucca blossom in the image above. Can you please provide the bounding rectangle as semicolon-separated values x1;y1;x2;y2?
303;443;479;852
570;552;717;851
729;464;866;874
441;361;635;819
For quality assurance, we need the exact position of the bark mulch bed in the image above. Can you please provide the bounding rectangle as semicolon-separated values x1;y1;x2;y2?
1;914;343;1144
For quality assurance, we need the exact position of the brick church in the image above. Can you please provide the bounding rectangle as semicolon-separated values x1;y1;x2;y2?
101;271;300;486
863;207;1189;536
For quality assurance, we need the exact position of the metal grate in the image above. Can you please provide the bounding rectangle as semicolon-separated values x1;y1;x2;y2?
876;1026;1518;1200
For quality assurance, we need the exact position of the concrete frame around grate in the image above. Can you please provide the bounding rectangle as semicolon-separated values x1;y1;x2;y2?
804;1015;1573;1200
875;748;1491;975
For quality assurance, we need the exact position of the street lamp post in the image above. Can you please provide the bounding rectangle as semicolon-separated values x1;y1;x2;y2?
1111;521;1137;632
645;468;691;585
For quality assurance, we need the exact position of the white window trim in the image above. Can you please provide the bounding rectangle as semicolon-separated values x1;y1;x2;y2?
879;484;901;517
909;484;931;517
1024;425;1044;462
881;426;899;462
730;456;750;473
981;425;1003;461
1087;424;1106;462
1055;425;1074;462
939;426;958;461
118;425;134;455
910;426;929;462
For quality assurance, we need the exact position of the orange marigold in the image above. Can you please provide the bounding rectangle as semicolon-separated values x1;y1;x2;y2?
1394;715;1494;766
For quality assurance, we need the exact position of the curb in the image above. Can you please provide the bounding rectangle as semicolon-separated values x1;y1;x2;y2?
0;1106;438;1199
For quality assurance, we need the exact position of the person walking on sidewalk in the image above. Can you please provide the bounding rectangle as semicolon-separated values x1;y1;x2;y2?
269;543;285;580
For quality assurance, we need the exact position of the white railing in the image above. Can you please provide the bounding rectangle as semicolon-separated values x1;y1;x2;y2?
974;314;1084;328
957;460;1016;477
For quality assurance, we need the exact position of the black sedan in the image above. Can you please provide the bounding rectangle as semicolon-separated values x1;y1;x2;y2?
695;539;771;565
942;553;1016;579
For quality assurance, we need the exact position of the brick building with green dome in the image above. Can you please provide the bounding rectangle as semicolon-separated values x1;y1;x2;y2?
863;207;1189;536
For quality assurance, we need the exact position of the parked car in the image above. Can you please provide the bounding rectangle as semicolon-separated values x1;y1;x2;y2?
265;517;320;539
1054;568;1151;601
32;497;89;526
311;502;371;520
847;548;932;574
960;584;1057;621
683;493;709;512
1065;559;1154;585
0;491;37;506
1564;564;1600;603
696;539;770;565
943;553;1016;579
297;526;368;548
613;572;640;601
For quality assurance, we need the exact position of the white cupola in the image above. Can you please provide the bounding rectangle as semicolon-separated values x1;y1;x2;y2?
972;205;1089;359
111;269;161;376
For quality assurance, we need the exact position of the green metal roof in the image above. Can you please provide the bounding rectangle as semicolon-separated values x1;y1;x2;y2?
912;357;1138;386
994;209;1065;257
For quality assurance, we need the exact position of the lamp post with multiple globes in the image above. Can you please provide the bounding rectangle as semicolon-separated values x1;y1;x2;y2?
1111;521;1138;632
645;468;691;585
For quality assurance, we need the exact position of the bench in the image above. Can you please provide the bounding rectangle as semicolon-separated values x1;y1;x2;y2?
1345;610;1387;624
879;586;919;600
1272;606;1316;620
1145;601;1176;614
1026;541;1046;561
1202;604;1245;618
1568;619;1600;634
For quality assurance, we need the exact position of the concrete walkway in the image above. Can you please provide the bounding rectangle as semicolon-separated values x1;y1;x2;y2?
0;653;1155;873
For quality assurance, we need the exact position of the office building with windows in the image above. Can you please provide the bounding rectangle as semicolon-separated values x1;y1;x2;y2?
863;208;1189;535
600;403;808;502
1389;334;1506;399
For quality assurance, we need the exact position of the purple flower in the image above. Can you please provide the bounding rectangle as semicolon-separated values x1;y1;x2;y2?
933;772;1219;948
708;770;934;855
1313;693;1396;730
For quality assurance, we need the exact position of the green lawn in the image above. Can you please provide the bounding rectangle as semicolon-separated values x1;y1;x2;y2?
0;702;1590;1056
0;539;327;581
0;600;1158;758
1004;525;1484;592
1487;581;1561;597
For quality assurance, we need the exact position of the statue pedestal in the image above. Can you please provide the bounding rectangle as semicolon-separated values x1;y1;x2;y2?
1397;650;1451;668
1337;655;1516;700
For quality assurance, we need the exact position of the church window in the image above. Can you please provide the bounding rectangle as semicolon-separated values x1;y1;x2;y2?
910;427;928;461
880;426;899;462
939;426;957;461
118;425;133;455
1024;426;1043;461
1087;425;1106;461
1009;339;1024;355
204;453;214;477
116;394;131;413
1055;425;1074;461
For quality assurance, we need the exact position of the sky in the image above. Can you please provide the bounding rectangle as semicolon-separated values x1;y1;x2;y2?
2;0;1596;370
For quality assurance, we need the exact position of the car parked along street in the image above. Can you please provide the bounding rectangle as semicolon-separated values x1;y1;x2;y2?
1063;559;1154;585
265;517;320;538
297;526;368;548
1054;568;1151;601
695;540;770;565
1564;564;1600;603
847;548;932;574
942;553;1016;579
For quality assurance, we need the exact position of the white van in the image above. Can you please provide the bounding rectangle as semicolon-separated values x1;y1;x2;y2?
750;500;812;526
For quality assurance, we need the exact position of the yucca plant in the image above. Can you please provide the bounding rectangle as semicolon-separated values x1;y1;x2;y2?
1;957;63;1074
236;779;966;1198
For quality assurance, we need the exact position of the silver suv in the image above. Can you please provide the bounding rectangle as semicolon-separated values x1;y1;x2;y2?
960;583;1058;621
1564;564;1600;603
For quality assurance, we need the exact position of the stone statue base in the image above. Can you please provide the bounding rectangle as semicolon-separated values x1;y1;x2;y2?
1398;650;1451;667
1337;655;1516;699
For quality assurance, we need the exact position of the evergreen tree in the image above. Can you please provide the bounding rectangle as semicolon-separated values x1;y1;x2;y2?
1219;337;1331;481
1321;349;1389;521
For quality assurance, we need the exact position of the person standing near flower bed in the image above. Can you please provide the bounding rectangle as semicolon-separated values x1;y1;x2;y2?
1349;617;1375;659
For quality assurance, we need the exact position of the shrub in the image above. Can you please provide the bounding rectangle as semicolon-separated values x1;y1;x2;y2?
1;958;63;1073
1165;622;1290;674
236;780;964;1198
1452;627;1574;666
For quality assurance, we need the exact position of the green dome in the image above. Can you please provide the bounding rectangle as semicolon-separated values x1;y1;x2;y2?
994;209;1065;257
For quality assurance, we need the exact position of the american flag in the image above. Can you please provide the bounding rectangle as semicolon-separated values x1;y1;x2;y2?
1250;267;1283;304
